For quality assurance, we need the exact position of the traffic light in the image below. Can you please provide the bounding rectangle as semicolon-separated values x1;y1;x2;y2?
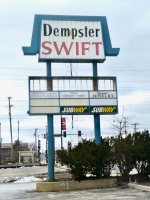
78;130;81;137
38;146;41;155
38;140;41;155
63;131;66;137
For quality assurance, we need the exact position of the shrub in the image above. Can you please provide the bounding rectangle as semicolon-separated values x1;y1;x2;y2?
56;139;104;181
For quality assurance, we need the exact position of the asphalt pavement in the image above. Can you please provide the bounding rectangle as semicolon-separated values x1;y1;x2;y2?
0;182;150;200
0;165;65;179
0;166;150;200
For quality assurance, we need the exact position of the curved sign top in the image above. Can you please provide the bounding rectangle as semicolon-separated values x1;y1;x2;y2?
22;15;120;63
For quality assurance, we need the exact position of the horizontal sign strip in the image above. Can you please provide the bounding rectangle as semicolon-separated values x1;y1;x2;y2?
29;106;118;115
60;99;89;106
30;99;59;106
30;91;117;99
90;106;118;113
90;99;117;106
90;91;116;98
30;91;59;98
61;106;89;114
30;107;60;114
60;91;88;98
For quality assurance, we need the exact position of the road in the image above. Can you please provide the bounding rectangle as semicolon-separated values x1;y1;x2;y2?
0;165;66;179
0;166;150;200
0;182;150;200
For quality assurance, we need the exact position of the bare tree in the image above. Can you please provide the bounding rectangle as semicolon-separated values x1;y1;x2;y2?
28;142;35;151
110;103;134;136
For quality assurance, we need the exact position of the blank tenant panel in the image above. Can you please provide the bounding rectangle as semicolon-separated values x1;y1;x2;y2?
30;107;60;114
30;99;59;106
90;99;117;106
60;99;89;106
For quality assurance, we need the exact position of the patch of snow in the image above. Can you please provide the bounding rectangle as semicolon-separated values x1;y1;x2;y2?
86;174;96;177
13;176;42;183
0;175;43;184
129;168;138;175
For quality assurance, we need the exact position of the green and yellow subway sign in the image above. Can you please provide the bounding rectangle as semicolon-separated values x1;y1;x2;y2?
61;106;89;113
60;106;117;114
90;106;117;114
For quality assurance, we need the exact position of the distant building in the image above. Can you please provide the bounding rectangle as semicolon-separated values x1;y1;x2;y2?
1;142;29;164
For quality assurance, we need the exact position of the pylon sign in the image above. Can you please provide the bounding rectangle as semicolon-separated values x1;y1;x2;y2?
22;15;119;62
22;14;119;182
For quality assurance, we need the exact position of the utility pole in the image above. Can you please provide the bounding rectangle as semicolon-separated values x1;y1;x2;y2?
0;123;1;165
34;129;38;162
131;123;139;133
18;121;19;152
34;129;38;151
119;120;122;135
18;121;19;163
124;117;127;136
8;97;13;161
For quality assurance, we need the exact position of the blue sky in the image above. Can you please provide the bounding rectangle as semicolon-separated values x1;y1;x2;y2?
0;0;150;150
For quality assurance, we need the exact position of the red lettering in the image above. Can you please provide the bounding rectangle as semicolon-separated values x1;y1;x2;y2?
42;41;52;55
82;42;90;55
76;42;79;55
53;42;73;55
92;42;102;55
41;41;103;56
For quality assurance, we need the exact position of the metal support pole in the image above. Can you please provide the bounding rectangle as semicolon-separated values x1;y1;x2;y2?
47;61;54;182
94;115;101;145
47;115;54;181
61;117;63;150
93;62;101;145
45;126;48;163
93;62;101;178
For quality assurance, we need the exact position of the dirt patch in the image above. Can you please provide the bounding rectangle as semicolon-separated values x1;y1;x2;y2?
39;172;150;188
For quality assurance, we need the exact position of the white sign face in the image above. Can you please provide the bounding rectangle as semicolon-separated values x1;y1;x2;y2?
90;99;117;106
90;91;116;98
40;20;105;60
60;91;88;98
30;92;59;98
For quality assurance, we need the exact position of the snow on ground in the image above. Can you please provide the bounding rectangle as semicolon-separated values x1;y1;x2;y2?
0;175;45;183
0;165;143;184
0;165;67;184
13;176;45;183
129;168;138;175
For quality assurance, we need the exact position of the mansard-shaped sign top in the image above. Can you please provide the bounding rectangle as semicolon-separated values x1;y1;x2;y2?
22;15;120;63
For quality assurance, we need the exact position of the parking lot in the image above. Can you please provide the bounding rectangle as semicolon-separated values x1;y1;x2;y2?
0;166;150;200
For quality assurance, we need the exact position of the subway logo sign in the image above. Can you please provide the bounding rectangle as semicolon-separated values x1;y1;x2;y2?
60;106;118;114
61;106;89;113
90;106;118;114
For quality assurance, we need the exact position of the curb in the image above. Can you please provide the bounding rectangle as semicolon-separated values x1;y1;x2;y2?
128;183;150;192
36;178;117;192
